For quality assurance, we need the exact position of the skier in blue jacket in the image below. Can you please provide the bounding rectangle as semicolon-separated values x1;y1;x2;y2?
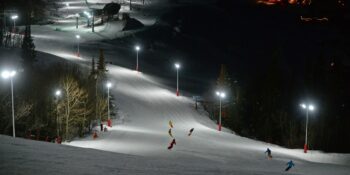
285;160;295;171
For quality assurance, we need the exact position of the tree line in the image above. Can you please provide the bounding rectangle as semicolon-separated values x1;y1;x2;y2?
206;50;350;153
0;2;115;140
0;49;114;141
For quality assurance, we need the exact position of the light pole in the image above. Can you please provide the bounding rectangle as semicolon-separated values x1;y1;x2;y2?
91;11;94;32
83;11;91;27
75;35;80;57
55;90;61;137
106;82;112;127
216;91;226;131
66;3;69;15
300;103;315;153
135;45;140;72
1;70;17;137
11;15;18;33
175;63;180;96
76;13;80;29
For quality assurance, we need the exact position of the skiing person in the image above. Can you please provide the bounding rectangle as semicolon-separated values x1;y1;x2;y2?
56;136;62;144
285;160;295;171
100;123;103;131
168;128;173;138
188;128;194;136
169;120;173;128
93;131;98;139
167;138;176;150
265;148;272;159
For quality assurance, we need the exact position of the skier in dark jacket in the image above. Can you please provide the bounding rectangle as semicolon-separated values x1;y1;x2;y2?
188;128;194;136
285;160;295;171
265;148;272;159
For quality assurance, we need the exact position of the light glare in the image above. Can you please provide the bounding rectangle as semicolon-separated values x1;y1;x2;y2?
220;93;226;98
107;82;112;88
216;91;225;98
175;63;180;69
76;35;80;39
135;46;140;51
11;15;18;20
55;90;61;96
1;70;16;79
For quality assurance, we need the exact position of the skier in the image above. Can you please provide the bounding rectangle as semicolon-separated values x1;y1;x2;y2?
167;138;176;150
93;131;98;139
169;120;173;128
265;148;272;159
56;136;62;144
168;128;173;138
100;123;103;131
188;128;194;136
285;160;295;171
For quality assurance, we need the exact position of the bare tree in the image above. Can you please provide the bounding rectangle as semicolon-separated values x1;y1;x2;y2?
60;75;88;140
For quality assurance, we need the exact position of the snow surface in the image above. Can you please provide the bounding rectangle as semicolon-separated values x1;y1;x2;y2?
1;0;350;174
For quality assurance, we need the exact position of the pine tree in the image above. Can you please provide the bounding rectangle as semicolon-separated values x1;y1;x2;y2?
97;49;106;73
90;57;96;76
21;14;36;68
0;20;3;47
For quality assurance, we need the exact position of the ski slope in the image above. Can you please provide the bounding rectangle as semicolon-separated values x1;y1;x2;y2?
4;0;350;174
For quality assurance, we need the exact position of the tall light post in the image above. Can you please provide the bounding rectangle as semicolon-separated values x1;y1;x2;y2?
83;11;91;27
2;70;17;137
300;103;315;153
106;82;112;127
66;3;69;15
135;45;140;72
75;35;80;57
175;63;180;96
11;15;18;33
55;90;61;137
216;91;226;131
75;13;80;29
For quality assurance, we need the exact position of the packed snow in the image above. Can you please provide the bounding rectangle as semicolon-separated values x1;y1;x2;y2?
1;0;350;174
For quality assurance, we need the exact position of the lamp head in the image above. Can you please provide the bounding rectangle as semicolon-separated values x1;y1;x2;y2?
11;15;18;20
175;63;180;69
216;91;225;98
309;105;314;111
1;70;16;79
55;90;61;96
106;82;112;88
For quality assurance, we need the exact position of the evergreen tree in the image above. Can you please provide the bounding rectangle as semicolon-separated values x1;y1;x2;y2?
21;14;36;68
90;57;96;76
0;19;3;47
97;49;106;74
